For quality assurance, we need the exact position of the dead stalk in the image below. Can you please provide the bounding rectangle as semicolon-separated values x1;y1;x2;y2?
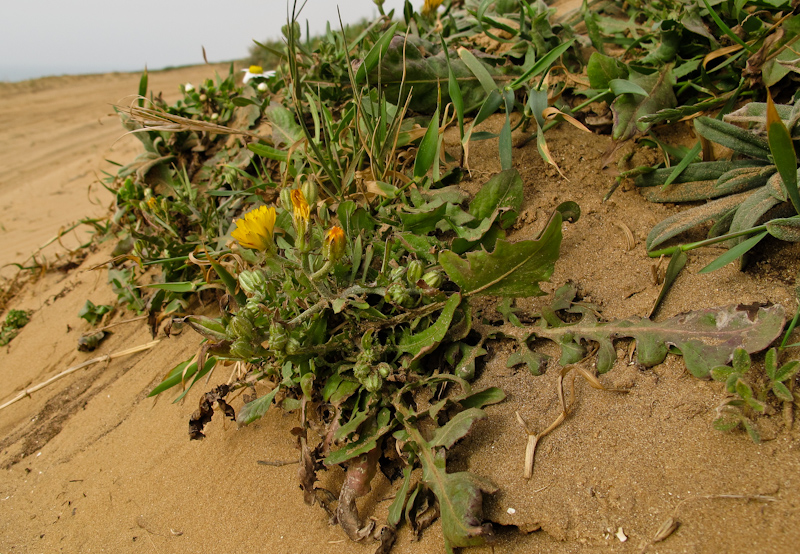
518;359;629;480
0;340;160;411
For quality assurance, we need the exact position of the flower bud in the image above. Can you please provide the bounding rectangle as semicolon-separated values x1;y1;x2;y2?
353;360;371;380
323;226;346;262
385;282;411;306
422;270;444;289
227;315;255;342
301;179;318;207
363;372;383;393
199;93;208;102
389;266;405;282
285;337;302;355
377;362;391;379
229;338;255;359
257;82;268;92
211;113;219;121
184;83;194;93
406;260;424;285
269;322;288;352
280;188;293;211
238;269;268;298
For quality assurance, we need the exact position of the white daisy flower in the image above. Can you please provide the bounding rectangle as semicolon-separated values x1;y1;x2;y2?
242;65;276;83
184;82;194;93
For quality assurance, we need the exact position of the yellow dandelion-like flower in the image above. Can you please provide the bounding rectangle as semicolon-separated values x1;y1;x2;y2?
323;226;346;262
290;189;310;224
231;205;276;251
422;0;443;17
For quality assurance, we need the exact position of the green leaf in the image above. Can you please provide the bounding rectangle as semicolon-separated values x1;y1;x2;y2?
694;117;771;160
414;106;440;180
458;47;498;94
439;211;562;297
145;281;197;293
767;91;800;214
531;303;785;379
609;78;648;96
586;52;627;90
468;169;524;228
506;341;549;375
457;387;507;409
236;385;281;425
418;448;496;549
611;68;677;140
508;38;575;90
766;216;800;241
266;103;303;147
398;293;462;359
399;202;448;234
207;255;247;307
354;22;399;85
387;465;413;528
648;250;687;318
773;381;794;402
430;408;487;449
698;231;768;274
774;360;800;382
138;68;148;108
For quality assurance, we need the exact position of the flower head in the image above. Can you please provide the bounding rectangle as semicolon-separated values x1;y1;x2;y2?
242;65;277;84
290;189;310;224
422;0;443;17
184;82;194;93
323;226;346;262
231;205;276;251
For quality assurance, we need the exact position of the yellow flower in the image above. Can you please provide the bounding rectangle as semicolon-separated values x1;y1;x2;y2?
422;0;443;17
323;226;346;262
231;205;276;251
290;189;310;224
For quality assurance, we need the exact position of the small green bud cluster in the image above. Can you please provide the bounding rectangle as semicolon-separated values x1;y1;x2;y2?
238;269;269;302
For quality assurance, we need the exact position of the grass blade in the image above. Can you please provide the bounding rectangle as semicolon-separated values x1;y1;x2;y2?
698;231;768;274
766;90;800;214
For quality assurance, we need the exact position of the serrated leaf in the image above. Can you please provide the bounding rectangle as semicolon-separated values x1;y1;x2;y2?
507;341;549;375
430;408;487;449
533;304;785;378
440;211;562;297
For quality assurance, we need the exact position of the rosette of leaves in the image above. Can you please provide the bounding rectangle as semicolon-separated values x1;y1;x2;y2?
638;96;800;272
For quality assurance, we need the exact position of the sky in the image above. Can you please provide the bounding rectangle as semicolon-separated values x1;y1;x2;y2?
0;0;424;82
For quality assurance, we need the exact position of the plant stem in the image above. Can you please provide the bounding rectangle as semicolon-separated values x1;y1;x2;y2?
647;224;769;258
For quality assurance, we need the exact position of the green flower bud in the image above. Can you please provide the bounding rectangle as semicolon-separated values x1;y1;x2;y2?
227;315;255;341
389;266;405;282
406;260;424;285
377;362;391;379
363;372;383;393
238;270;268;299
353;360;371;380
386;282;411;306
301;179;318;207
422;270;444;289
269;322;288;352
455;362;475;381
285;337;301;355
280;187;293;212
229;337;255;359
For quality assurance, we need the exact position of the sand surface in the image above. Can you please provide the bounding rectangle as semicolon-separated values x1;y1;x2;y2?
1;64;800;554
